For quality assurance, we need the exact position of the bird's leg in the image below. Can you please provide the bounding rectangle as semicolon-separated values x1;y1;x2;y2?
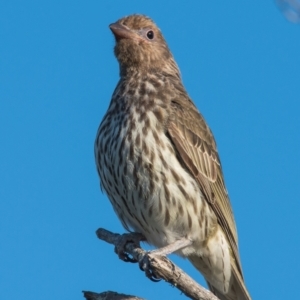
140;237;193;281
150;237;193;256
115;232;146;263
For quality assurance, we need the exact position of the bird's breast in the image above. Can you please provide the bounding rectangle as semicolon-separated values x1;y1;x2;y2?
95;102;216;252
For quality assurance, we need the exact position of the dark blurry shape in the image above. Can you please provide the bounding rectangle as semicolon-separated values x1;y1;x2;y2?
276;0;300;23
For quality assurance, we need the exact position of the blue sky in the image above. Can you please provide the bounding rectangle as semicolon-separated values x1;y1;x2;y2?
1;1;300;299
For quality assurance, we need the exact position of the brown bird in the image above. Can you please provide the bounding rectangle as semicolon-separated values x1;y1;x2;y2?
95;14;251;300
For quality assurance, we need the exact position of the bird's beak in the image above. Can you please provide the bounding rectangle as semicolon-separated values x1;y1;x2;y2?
109;22;136;41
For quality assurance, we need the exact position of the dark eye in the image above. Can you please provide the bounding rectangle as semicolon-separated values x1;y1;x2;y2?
146;30;154;39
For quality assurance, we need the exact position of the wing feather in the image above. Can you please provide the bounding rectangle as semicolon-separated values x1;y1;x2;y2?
167;97;243;277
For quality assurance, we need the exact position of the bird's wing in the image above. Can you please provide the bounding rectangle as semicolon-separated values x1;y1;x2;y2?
167;96;243;277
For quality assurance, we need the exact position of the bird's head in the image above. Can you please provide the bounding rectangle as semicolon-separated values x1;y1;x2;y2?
110;15;180;78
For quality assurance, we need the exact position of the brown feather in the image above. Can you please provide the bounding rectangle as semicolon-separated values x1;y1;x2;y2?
167;94;243;278
97;14;251;299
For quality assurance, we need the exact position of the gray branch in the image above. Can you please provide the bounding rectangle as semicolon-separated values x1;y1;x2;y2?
83;291;145;300
89;228;219;300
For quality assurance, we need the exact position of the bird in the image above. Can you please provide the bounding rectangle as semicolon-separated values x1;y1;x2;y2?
94;14;251;300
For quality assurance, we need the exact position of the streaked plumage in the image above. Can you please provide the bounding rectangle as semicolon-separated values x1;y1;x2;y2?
95;14;251;300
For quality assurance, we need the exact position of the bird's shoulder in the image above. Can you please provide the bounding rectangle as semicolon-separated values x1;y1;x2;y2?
165;77;220;169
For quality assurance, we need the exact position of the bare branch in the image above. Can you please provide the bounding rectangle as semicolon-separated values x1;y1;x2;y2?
94;228;219;300
83;290;145;300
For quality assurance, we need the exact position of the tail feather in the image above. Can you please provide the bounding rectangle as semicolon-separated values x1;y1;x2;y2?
229;262;251;300
188;255;251;300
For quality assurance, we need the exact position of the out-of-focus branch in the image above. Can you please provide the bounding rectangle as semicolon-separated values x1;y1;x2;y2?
83;291;145;300
91;228;219;300
275;0;300;23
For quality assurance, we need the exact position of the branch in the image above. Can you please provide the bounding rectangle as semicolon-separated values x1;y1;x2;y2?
93;228;219;300
83;290;145;300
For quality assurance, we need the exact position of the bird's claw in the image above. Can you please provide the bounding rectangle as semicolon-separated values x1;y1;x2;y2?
139;251;161;282
114;232;145;263
115;250;137;263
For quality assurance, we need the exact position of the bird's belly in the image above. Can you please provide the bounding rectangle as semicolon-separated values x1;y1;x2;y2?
98;124;217;255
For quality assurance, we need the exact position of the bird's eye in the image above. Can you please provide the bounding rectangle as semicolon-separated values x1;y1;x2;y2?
146;30;154;39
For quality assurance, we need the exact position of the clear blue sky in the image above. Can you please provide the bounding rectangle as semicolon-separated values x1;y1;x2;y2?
1;1;300;299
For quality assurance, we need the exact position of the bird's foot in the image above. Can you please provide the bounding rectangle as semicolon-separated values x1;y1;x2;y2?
139;238;193;282
115;232;146;263
139;251;161;282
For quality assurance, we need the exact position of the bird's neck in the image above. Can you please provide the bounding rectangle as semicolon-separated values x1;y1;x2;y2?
119;58;181;81
120;67;180;81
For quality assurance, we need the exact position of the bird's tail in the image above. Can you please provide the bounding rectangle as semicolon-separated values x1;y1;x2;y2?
188;255;251;300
